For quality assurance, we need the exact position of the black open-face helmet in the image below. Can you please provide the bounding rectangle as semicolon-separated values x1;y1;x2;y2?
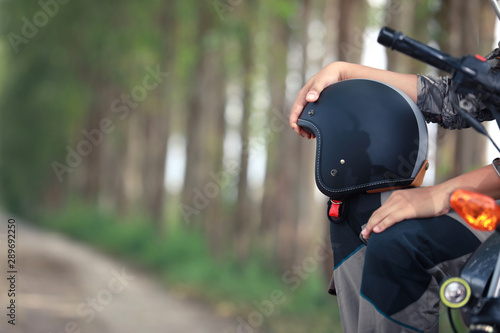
297;79;429;199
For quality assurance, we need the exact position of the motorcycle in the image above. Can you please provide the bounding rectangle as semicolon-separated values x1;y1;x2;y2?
447;189;500;333
377;1;500;331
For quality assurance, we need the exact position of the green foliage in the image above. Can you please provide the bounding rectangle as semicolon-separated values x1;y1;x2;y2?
0;0;173;214
41;202;342;332
0;55;90;213
266;0;299;20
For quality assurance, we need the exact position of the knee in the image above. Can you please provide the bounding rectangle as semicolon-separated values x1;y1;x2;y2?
364;222;420;272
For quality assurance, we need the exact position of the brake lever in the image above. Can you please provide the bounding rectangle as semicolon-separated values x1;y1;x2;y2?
454;96;500;154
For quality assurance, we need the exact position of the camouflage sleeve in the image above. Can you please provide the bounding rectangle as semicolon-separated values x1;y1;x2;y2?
416;46;500;130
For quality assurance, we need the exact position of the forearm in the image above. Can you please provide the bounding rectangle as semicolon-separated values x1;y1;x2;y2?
290;61;419;137
337;62;418;102
436;164;500;201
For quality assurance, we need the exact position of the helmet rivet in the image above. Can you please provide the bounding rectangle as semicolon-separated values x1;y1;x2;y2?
331;169;338;177
308;110;315;116
340;159;345;164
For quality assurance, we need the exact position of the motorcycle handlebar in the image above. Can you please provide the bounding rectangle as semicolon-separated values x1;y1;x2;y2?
377;27;458;74
377;27;500;96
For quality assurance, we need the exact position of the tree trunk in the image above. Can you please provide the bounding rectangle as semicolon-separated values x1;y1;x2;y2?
323;0;340;63
178;0;227;251
385;0;417;73
260;16;297;271
82;85;106;203
338;0;368;63
142;111;169;228
202;46;227;255
436;0;487;181
233;26;254;260
180;6;211;227
122;115;146;211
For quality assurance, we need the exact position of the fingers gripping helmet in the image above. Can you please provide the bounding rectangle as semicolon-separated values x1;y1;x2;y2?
298;79;429;199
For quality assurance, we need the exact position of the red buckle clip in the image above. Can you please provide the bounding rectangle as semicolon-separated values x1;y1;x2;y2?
475;54;487;62
329;199;342;218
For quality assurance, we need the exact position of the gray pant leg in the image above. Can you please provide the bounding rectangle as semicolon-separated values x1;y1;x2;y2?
331;192;491;333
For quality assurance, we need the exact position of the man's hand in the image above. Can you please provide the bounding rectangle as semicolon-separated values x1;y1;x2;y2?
361;164;500;239
361;185;451;239
289;62;344;138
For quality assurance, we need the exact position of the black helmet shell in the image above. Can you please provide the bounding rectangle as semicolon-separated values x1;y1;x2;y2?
297;79;428;199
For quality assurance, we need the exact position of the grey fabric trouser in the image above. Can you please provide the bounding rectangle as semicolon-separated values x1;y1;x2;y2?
330;191;491;333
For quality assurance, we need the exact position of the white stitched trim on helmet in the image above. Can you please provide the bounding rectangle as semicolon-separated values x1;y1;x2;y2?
298;119;412;196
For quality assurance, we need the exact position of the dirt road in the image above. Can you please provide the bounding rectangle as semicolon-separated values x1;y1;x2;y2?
0;214;238;333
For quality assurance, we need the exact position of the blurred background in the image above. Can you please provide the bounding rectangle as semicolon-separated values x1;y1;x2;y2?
0;0;499;332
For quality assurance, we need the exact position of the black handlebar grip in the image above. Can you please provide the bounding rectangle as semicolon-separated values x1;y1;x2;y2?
377;27;397;48
377;26;458;74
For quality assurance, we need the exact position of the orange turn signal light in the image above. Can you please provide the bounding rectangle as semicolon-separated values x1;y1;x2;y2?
450;189;500;232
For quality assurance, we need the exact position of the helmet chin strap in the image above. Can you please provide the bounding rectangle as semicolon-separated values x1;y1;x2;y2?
490;0;500;21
